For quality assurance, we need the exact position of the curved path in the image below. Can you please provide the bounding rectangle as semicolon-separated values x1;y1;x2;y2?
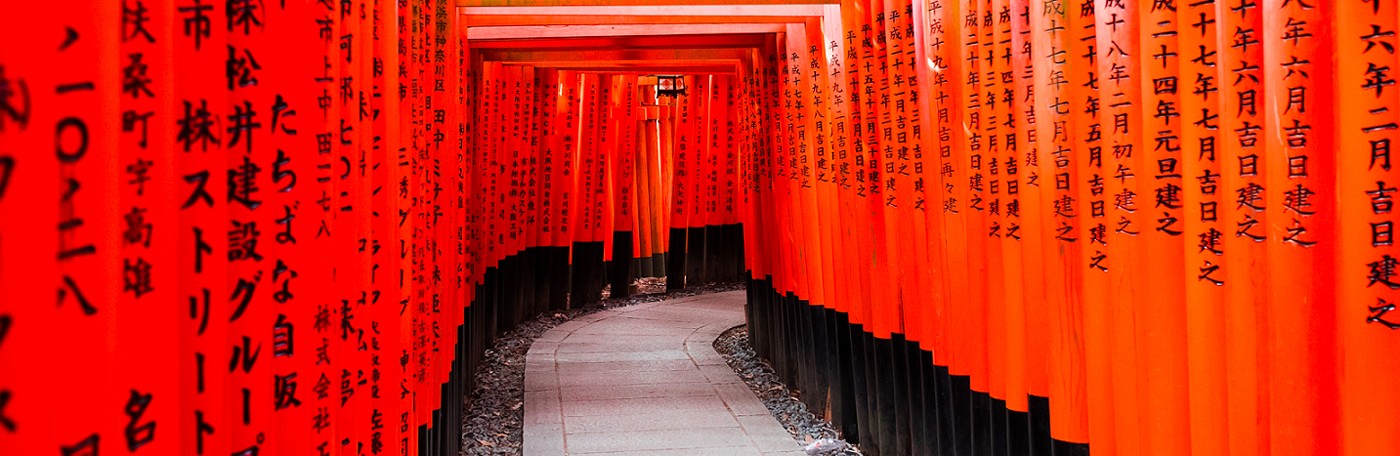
523;290;806;456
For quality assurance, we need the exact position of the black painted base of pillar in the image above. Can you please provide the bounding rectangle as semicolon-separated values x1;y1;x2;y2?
666;228;687;290
607;231;635;299
744;276;1093;456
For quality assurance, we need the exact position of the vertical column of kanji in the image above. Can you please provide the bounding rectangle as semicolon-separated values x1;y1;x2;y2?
669;76;691;288
906;0;945;359
1339;1;1400;454
536;68;554;271
573;72;600;304
1008;0;1041;423
366;0;395;453
464;16;481;313
788;35;815;309
0;2;58;452
1066;1;1114;453
524;67;542;271
942;0;978;421
577;73;595;253
1179;0;1228;452
926;0;968;386
1137;0;1192;450
305;0;341;452
262;1;320;454
336;0;369;449
414;5;433;420
984;0;1011;419
1094;0;1144;451
742;57;762;286
1033;0;1073;445
831;6;855;322
368;1;401;455
392;1;416;452
510;65;527;316
598;76;615;270
925;0;965;387
615;76;639;277
425;0;447;413
807;16;840;316
1264;0;1339;452
446;3;464;369
735;68;752;281
47;0;122;453
703;75;720;283
172;0;230;451
477;61;495;316
689;75;710;287
867;5;900;342
893;1;929;344
1339;0;1399;453
1031;0;1091;448
400;0;422;448
768;45;791;300
526;65;545;313
558;71;578;271
114;0;178;452
540;69;563;302
1214;0;1268;451
225;0;276;449
721;76;740;280
752;53;774;286
953;0;990;413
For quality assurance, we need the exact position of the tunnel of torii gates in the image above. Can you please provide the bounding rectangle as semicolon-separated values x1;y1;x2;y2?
3;0;1400;454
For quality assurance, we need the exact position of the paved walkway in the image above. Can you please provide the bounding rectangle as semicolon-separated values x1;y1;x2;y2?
523;290;806;456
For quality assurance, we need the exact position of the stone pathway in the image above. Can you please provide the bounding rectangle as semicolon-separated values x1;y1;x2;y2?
523;290;806;456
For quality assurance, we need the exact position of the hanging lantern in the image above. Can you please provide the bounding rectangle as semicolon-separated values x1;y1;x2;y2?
657;75;687;98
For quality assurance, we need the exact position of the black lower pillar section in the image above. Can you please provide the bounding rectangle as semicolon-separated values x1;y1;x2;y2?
742;280;1089;456
1029;395;1053;456
731;224;746;281
973;392;993;456
1053;439;1091;456
685;226;707;286
934;365;957;456
991;398;1009;456
609;231;635;299
529;249;550;318
873;336;897;456
704;225;723;284
570;241;605;308
950;375;973;456
547;246;570;311
831;310;860;441
1009;408;1031;456
667;228;687;289
909;346;933;456
855;329;881;456
889;335;912;456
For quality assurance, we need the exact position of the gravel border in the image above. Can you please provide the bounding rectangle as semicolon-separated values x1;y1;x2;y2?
713;326;864;456
459;280;746;455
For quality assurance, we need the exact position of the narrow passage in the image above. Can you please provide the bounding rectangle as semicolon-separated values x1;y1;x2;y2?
523;291;804;456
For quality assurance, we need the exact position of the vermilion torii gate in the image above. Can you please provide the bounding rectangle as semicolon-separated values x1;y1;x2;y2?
1;0;1396;455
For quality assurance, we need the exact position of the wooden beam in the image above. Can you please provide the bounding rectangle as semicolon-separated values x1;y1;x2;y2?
467;23;788;40
463;14;812;27
480;47;754;62
469;33;769;50
459;5;831;16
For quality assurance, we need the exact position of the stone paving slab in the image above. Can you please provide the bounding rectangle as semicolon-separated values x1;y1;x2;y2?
523;291;805;456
